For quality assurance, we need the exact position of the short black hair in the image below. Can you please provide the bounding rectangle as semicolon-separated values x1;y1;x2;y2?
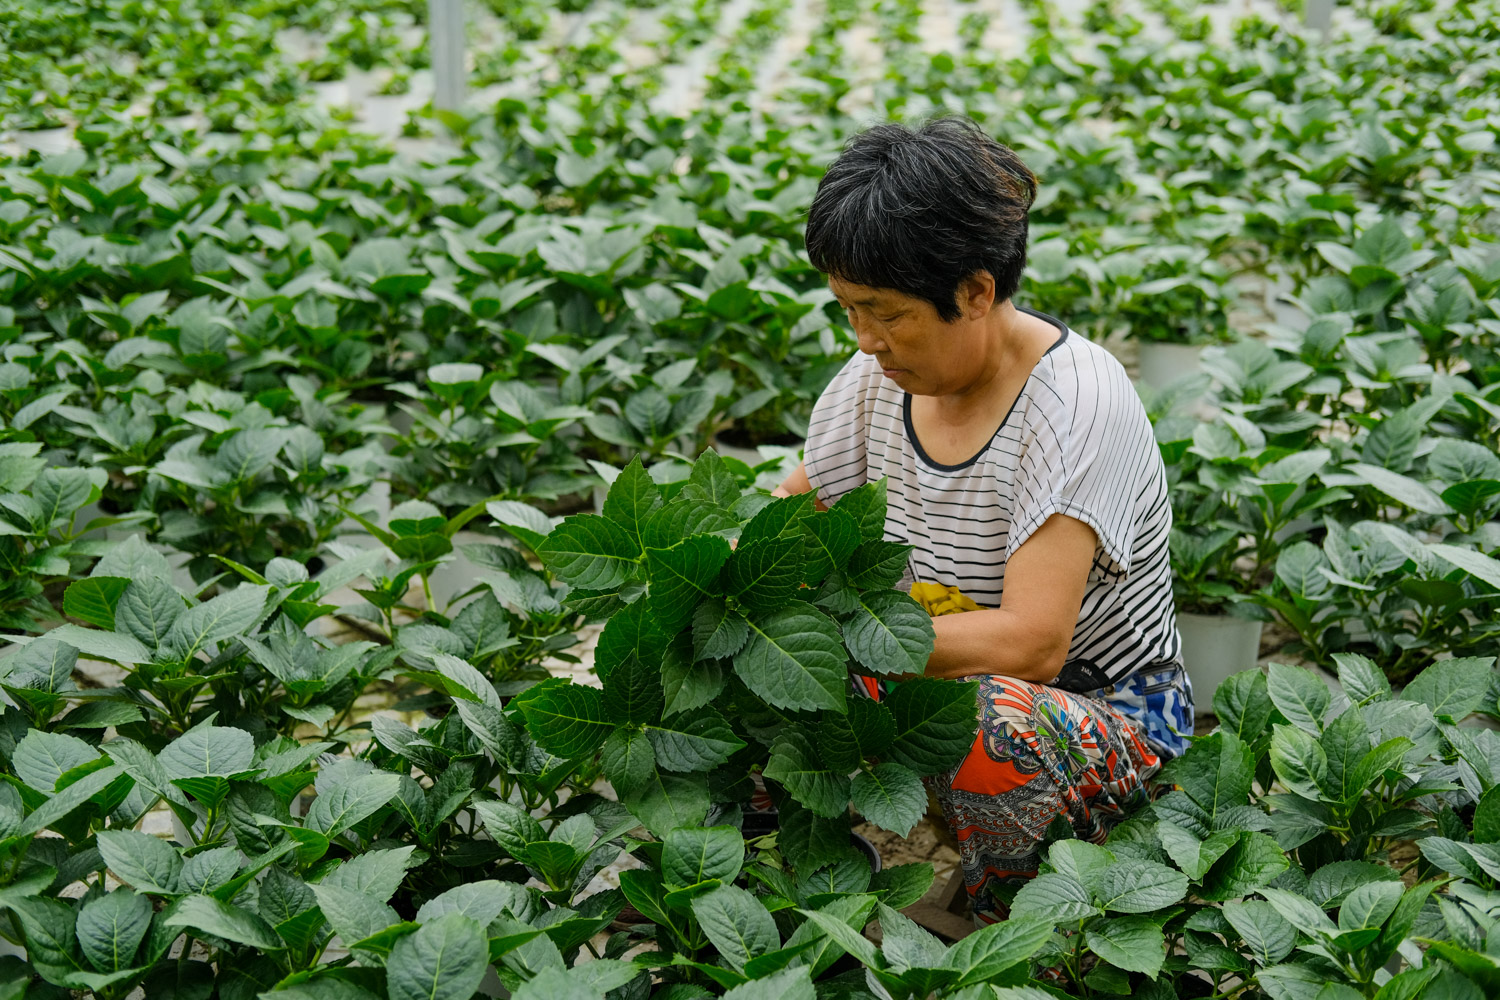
804;116;1037;322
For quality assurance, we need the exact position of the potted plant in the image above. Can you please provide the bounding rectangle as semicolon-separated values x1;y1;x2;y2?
1114;243;1240;390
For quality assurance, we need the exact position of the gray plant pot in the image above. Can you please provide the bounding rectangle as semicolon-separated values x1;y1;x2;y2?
1179;612;1264;716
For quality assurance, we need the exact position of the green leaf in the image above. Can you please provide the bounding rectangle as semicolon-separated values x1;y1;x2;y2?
1320;706;1372;803
12;729;99;791
1270;723;1330;799
63;577;130;630
601;729;654;799
515;678;612;759
884;678;978;776
1086;915;1165;978
846;540;911;590
1212;670;1274;742
386;914;488;1000
1200;832;1291;901
31;625;150;665
662;640;725;715
1094;859;1188;913
641;500;738;550
645;711;746;773
801;508;861;585
1267;662;1330;734
739;493;814;547
725;536;805;615
720;967;814;1000
96;830;183;895
114;575;183;650
819;698;895;771
537;515;639;591
306;773;400;838
663;826;745;888
309;883;399;947
850;763;925;837
680;450;739;508
690;887;780;971
601;645;663;726
941;915;1053;987
76;890;151;973
1474;786;1500;844
869;863;934;910
625;771;710;838
1347;462;1450;515
164;895;281;950
159;725;254;780
1010;872;1099;923
832;480;888;542
842;590;934;676
1157;822;1239;880
163;585;270;660
1157;730;1254;828
1332;653;1390;706
1221;900;1296;965
601;458;663;551
733;602;848;713
764;731;850;818
646;534;731;633
1402;656;1494;719
473;802;545;861
593;600;667;681
18;764;125;836
692;597;749;661
1338;880;1403;932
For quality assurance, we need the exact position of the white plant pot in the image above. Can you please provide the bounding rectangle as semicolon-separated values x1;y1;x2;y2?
1178;612;1264;717
1136;341;1206;391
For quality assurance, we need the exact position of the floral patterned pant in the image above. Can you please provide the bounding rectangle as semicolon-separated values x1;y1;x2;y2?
927;675;1164;924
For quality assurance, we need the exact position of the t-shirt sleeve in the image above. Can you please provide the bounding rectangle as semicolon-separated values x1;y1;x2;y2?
1004;356;1155;585
803;353;877;508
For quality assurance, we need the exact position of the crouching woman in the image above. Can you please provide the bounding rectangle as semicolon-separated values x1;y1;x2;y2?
772;117;1193;925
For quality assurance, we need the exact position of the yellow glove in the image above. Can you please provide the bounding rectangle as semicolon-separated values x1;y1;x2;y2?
908;581;986;617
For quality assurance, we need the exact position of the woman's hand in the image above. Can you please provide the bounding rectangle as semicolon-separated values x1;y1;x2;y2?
923;513;1096;685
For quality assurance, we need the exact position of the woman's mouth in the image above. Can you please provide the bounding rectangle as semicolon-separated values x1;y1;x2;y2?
882;367;905;378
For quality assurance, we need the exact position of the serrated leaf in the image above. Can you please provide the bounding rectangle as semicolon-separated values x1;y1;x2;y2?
645;710;746;773
725;536;804;614
691;885;777;972
884;678;978;776
163;585;270;660
76;890;151;973
600;729;655;799
1094;859;1188;913
537;515;639;590
663;826;744;888
386;914;488;1000
515;678;612;759
846;540;910;590
1402;656;1494;720
692;597;749;661
114;575;184;650
1085;915;1165;979
63;577;130;631
306;773;400;838
801;507;861;585
842;590;934;676
164;895;280;950
850;763;925;836
764;731;850;819
733;602;847;713
1267;662;1330;734
646;534;731;633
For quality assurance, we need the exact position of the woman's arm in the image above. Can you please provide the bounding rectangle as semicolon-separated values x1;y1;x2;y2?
924;513;1097;685
769;460;829;510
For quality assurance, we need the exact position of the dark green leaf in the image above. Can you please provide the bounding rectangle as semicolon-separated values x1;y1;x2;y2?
537;515;639;591
733;602;847;713
515;679;612;759
646;535;732;633
850;763;925;837
842;590;934;676
884;678;978;776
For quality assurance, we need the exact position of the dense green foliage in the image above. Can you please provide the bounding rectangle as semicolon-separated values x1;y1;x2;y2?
0;0;1498;997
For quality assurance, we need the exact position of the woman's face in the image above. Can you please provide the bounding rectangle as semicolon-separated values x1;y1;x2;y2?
828;275;992;396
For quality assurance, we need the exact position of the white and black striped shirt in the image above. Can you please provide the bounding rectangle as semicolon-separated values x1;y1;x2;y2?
804;309;1184;693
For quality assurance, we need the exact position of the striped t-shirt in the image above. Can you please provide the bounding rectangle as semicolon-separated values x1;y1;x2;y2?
804;308;1192;756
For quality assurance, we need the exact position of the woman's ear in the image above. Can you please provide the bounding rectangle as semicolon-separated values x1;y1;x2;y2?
960;271;997;320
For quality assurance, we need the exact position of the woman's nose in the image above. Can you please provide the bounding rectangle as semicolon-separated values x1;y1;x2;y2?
854;325;887;355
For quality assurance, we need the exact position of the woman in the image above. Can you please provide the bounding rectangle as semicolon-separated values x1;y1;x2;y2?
771;117;1194;925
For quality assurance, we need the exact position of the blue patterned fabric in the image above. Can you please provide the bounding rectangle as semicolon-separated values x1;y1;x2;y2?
1088;662;1195;759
